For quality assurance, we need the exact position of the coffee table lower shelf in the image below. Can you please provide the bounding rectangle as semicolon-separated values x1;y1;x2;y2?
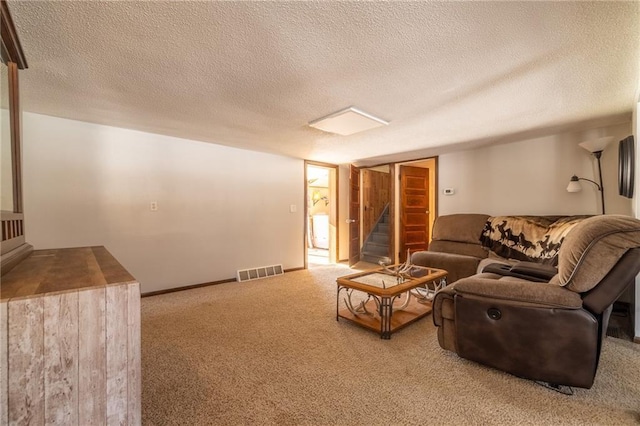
337;297;433;339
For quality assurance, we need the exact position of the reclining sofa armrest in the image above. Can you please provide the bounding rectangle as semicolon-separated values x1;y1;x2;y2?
454;276;583;309
432;284;458;352
411;251;481;284
432;284;456;327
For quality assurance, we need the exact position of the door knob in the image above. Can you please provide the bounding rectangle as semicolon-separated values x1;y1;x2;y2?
346;219;356;224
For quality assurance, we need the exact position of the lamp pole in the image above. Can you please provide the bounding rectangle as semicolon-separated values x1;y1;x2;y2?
593;150;605;214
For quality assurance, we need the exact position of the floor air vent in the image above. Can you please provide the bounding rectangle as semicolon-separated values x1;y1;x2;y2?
236;264;284;282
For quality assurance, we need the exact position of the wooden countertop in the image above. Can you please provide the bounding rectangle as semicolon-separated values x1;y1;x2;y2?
1;246;136;301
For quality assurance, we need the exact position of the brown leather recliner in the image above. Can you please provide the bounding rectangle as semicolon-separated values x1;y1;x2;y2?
432;215;640;389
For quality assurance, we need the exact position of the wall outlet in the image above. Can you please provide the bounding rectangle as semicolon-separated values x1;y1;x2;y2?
150;201;158;211
443;188;455;195
289;204;297;213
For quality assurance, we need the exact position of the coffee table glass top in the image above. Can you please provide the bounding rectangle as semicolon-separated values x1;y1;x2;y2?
341;265;443;288
349;272;404;288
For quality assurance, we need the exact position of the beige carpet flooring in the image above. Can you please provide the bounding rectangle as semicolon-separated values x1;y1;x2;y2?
141;264;640;425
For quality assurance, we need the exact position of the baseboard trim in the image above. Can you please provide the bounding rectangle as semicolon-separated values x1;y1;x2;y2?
142;266;306;297
634;336;640;344
142;278;236;297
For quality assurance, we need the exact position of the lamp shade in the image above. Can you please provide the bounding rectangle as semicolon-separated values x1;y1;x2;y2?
567;176;582;193
579;136;613;153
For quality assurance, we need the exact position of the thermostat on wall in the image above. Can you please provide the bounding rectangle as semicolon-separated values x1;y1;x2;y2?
443;188;455;195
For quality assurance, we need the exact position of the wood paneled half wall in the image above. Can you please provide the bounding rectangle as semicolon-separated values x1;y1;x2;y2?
0;246;141;425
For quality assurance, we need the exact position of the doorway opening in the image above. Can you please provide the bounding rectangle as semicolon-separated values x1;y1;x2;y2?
347;157;438;266
305;162;338;268
359;165;392;264
346;158;437;267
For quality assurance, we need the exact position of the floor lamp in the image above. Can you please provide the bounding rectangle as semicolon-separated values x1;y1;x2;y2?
566;137;612;214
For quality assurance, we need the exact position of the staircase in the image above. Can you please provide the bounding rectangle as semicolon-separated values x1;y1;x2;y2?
361;204;391;264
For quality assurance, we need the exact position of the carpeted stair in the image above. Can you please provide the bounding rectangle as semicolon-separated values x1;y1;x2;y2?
361;205;391;264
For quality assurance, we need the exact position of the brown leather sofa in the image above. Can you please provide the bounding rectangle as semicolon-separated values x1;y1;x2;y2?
431;215;640;389
412;213;587;284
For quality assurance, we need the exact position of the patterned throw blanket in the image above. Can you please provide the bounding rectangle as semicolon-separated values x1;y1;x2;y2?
479;216;587;265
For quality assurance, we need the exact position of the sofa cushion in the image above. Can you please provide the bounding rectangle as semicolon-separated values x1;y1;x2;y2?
431;213;490;245
429;214;490;258
479;215;585;265
552;215;640;293
411;250;483;284
428;240;488;259
454;276;583;308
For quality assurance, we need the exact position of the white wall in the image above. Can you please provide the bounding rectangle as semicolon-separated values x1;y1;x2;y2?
22;113;305;293
438;122;633;216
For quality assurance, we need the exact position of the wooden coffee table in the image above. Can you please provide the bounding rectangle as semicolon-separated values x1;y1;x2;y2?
336;265;447;339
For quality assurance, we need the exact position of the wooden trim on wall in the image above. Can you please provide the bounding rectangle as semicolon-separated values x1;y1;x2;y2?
389;163;396;263
304;160;340;268
141;278;237;297
142;266;306;297
332;166;339;263
8;62;22;213
1;0;28;273
634;336;640;344
303;163;308;269
433;156;439;225
0;0;27;69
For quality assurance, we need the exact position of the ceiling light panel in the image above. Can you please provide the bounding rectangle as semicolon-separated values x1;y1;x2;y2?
308;107;389;136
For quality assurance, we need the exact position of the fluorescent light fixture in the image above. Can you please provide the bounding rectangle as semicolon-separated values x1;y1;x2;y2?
308;107;388;136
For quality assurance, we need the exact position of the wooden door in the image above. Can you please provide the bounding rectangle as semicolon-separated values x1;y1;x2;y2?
399;166;429;262
348;165;360;266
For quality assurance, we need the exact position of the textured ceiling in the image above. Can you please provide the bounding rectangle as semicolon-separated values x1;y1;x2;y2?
7;1;640;165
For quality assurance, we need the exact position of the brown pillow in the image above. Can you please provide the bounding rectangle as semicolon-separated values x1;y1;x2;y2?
556;215;640;292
